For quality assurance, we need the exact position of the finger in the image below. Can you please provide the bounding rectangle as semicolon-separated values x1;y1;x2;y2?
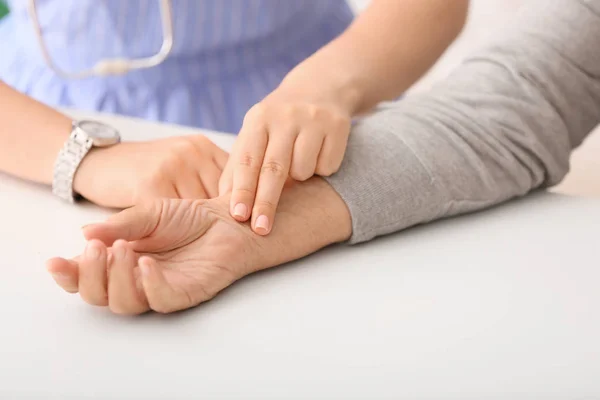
229;125;268;222
46;257;79;293
289;129;324;181
139;256;191;314
78;240;109;306
108;240;148;315
218;161;233;196
316;131;348;177
82;202;162;246
196;160;222;198
251;134;295;235
175;168;208;200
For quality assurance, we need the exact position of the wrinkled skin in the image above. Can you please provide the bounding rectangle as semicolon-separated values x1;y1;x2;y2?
47;198;264;314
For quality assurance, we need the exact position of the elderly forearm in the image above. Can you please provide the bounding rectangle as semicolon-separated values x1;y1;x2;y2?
0;81;71;184
252;177;351;272
279;0;468;115
325;0;600;243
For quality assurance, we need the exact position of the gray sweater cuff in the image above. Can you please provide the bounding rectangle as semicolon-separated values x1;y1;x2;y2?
325;115;448;244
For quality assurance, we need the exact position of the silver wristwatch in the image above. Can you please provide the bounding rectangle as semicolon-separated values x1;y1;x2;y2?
52;120;121;203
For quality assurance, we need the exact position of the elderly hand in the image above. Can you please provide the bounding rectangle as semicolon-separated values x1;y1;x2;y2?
218;82;353;236
74;135;228;208
46;197;261;314
46;179;352;315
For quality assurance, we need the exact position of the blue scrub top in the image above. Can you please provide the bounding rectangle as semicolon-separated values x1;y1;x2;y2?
0;0;353;133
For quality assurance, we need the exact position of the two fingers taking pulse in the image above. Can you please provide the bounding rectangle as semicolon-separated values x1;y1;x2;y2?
219;102;351;235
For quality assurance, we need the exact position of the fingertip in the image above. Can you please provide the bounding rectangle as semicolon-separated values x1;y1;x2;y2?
46;257;64;274
85;239;106;259
231;202;249;221
111;239;130;261
81;224;94;240
46;257;79;293
253;214;271;236
87;238;105;247
46;257;76;274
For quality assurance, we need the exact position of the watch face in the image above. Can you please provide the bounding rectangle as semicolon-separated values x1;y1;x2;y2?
77;120;121;147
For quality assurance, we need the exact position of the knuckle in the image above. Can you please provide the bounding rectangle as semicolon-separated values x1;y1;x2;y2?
331;112;351;130
171;138;198;155
261;160;286;177
306;104;320;120
245;103;268;124
191;134;210;146
157;152;182;173
281;104;296;118
238;152;259;169
166;152;183;167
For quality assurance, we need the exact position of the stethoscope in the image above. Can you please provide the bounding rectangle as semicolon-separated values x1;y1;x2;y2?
27;0;174;79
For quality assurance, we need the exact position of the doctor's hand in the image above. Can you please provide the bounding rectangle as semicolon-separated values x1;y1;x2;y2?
74;135;228;208
46;179;351;315
218;85;352;236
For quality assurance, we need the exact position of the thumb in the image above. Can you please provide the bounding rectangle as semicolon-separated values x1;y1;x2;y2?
82;201;162;246
218;162;233;196
139;256;194;313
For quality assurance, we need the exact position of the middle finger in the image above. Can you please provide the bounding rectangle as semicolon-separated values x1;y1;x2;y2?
78;240;109;306
108;240;149;315
251;132;296;235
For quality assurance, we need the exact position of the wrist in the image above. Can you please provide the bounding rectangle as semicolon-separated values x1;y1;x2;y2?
256;177;352;269
72;146;102;196
72;143;135;207
278;66;365;116
278;177;351;242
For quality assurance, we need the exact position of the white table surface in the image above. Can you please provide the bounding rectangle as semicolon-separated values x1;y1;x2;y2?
1;112;599;399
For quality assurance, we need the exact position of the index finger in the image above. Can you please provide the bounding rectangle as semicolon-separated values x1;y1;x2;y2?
229;124;268;222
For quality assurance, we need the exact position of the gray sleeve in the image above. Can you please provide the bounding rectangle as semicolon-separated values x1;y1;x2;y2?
326;0;600;244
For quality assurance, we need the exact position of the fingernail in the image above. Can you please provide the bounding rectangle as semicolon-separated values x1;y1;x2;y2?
52;272;70;280
255;215;270;233
86;242;100;259
233;203;247;219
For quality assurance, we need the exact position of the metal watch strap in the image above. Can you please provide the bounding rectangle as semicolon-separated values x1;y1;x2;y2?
52;124;94;203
